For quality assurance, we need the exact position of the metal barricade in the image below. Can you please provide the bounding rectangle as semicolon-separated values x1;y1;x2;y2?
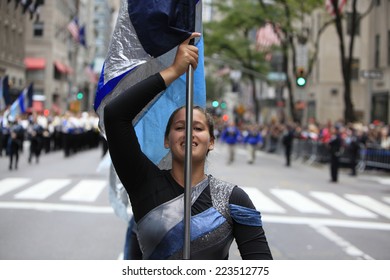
290;139;390;172
360;145;390;171
315;142;330;163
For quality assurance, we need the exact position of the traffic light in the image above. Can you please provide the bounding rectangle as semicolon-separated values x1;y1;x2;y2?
296;67;306;87
212;100;219;108
220;101;227;109
76;92;84;100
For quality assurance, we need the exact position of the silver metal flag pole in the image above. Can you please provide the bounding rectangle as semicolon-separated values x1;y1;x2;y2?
183;62;194;260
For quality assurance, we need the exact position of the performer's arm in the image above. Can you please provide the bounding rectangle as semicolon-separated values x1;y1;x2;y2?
104;32;201;196
229;187;273;260
104;74;167;191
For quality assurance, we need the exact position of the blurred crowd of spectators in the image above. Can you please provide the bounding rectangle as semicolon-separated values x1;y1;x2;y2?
213;117;390;151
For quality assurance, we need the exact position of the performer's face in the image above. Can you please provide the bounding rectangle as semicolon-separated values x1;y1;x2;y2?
164;107;214;163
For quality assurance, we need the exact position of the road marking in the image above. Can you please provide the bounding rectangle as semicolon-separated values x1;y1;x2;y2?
345;194;390;219
376;178;390;185
0;202;390;231
0;178;31;196
0;202;114;214
117;252;124;260
271;189;331;215
311;225;374;260
14;179;71;200
61;180;107;202
1;201;389;232
242;187;286;213
310;191;378;219
263;215;390;231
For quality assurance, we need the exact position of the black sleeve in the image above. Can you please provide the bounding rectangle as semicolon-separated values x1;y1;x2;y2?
229;187;273;260
104;74;166;198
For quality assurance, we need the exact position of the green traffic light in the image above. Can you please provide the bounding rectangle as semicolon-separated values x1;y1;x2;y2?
220;102;227;109
212;100;219;108
76;92;84;100
296;77;306;87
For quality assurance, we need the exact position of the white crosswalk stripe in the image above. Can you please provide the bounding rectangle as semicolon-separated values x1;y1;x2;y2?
61;180;107;202
0;178;31;196
242;187;286;213
2;177;390;220
345;194;390;219
270;189;332;215
310;191;378;218
14;179;72;200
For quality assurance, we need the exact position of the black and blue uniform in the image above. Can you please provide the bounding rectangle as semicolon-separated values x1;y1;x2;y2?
104;73;272;260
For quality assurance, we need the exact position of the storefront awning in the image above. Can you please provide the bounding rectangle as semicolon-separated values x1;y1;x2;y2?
54;60;68;74
24;57;46;70
54;60;73;74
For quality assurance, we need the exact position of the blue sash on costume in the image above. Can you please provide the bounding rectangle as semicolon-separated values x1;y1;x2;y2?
136;175;262;259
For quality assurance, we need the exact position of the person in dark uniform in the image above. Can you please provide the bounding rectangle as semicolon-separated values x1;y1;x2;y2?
328;125;343;182
282;123;295;167
28;122;44;164
7;129;21;170
104;33;272;260
348;128;360;176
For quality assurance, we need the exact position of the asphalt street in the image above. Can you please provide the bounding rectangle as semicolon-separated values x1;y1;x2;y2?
0;141;389;260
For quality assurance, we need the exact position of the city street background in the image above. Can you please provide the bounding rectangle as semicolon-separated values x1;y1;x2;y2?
1;141;389;260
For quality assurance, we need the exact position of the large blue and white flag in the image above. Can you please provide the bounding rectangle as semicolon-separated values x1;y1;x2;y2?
7;83;33;119
94;0;205;165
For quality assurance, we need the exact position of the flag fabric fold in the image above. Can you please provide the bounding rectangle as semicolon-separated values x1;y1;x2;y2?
94;0;205;166
128;0;196;57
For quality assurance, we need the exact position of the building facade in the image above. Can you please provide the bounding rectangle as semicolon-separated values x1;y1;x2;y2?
0;0;28;102
367;0;390;124
303;1;390;125
1;0;117;115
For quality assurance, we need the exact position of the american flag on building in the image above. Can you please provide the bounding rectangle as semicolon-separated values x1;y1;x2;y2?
325;0;347;16
255;23;280;52
67;17;79;42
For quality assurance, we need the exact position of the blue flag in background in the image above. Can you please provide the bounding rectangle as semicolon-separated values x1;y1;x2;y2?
8;83;33;119
94;0;205;165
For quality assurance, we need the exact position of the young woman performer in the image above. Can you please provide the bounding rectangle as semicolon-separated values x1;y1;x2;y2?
104;33;272;260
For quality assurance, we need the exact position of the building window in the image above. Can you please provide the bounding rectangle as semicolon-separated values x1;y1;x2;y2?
33;22;44;37
371;93;388;123
351;58;359;80
388;30;390;66
346;12;360;36
375;34;380;68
